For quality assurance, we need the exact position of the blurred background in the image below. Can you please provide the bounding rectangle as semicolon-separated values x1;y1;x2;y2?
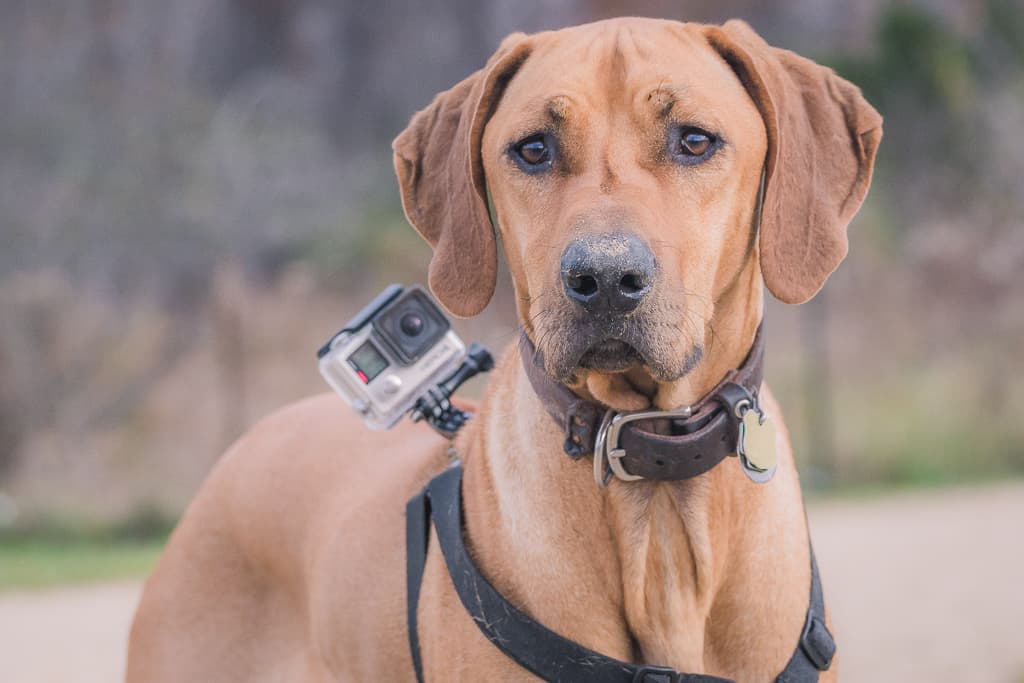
0;1;1022;682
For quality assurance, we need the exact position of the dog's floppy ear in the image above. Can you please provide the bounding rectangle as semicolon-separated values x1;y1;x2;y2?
704;20;883;304
393;34;531;317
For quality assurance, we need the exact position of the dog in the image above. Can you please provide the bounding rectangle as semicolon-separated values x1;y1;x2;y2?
127;17;880;682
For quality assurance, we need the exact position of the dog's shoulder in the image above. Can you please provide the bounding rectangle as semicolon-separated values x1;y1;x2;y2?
219;392;448;508
165;394;447;580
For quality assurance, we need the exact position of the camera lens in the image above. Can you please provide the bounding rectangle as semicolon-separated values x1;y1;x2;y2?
373;288;450;365
400;313;424;337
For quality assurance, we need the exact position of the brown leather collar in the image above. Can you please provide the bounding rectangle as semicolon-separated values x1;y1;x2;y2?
519;324;768;484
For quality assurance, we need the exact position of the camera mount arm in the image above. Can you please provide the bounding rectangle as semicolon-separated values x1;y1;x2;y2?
410;343;494;437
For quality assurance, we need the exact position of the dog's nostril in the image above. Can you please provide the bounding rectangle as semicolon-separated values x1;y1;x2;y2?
567;273;599;297
619;273;643;294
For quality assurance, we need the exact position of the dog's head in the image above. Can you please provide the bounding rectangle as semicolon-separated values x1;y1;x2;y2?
394;18;881;409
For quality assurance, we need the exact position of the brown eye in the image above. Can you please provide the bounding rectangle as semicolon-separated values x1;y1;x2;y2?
511;134;553;171
681;131;711;155
670;127;719;163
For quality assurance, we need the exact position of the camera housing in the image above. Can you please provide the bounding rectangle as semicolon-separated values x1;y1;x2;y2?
317;285;466;429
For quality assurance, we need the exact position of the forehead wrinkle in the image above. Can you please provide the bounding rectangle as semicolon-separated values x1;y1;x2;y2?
625;22;654;60
575;25;616;65
611;26;628;82
612;21;655;67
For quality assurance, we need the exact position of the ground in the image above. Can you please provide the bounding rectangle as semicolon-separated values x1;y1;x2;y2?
1;482;1022;683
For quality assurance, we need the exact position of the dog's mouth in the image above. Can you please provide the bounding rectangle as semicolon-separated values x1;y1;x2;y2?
536;308;703;385
577;338;646;373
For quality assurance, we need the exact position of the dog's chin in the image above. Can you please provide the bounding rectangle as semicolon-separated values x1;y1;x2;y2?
535;312;705;387
567;337;666;409
577;338;645;373
545;334;703;389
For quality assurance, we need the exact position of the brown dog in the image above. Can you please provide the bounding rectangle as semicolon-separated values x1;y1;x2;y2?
128;18;880;682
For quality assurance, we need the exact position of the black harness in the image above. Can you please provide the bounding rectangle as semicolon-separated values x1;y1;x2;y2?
406;463;836;682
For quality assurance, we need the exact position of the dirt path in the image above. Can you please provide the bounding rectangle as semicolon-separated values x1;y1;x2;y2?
809;482;1024;683
1;482;1022;683
0;580;142;683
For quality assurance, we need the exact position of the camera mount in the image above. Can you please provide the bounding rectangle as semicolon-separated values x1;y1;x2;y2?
409;343;494;437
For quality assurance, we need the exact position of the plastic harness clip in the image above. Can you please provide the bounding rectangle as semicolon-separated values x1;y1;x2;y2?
800;615;836;671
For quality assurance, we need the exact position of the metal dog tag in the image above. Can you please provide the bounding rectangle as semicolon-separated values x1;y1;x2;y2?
737;406;777;484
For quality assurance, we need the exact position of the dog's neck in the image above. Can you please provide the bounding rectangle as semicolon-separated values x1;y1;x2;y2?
458;276;813;680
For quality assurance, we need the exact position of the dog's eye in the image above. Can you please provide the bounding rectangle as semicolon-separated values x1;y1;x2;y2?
511;134;553;171
519;139;548;164
669;127;719;164
680;131;711;156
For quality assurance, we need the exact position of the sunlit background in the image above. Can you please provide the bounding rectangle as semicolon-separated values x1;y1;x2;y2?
1;1;1022;682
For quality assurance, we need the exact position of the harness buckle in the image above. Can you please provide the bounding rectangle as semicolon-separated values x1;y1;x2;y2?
593;405;693;487
632;665;681;683
799;614;836;671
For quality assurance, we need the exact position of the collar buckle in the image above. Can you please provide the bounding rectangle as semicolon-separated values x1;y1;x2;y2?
593;405;693;487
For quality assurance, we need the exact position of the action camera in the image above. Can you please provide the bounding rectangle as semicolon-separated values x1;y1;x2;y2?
317;285;468;430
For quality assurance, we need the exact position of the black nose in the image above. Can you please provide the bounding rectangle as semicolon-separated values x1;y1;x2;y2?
560;232;656;314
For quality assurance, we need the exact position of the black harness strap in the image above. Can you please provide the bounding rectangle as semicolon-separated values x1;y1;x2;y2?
775;548;835;681
405;484;431;683
406;464;835;683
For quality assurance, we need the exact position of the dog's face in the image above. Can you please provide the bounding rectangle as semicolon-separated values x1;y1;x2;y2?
481;21;767;390
395;18;881;407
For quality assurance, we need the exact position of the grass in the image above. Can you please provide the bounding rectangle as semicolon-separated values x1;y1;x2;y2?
0;537;166;591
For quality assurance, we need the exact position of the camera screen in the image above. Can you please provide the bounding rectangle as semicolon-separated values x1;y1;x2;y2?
347;340;389;384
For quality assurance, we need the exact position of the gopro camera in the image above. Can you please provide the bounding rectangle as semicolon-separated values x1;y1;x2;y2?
317;284;468;430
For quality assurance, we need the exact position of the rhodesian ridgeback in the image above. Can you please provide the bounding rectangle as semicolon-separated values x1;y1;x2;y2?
128;18;880;682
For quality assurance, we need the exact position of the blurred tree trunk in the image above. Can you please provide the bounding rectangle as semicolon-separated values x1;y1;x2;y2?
802;287;836;485
0;349;22;481
211;267;249;447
